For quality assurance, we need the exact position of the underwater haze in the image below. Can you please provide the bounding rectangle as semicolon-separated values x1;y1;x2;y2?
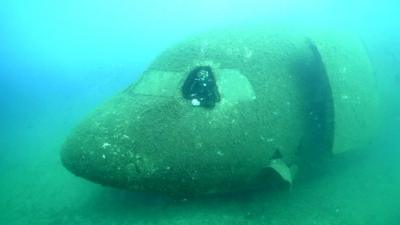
1;0;400;225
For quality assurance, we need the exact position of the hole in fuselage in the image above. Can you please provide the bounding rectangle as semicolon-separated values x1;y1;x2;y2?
181;66;220;108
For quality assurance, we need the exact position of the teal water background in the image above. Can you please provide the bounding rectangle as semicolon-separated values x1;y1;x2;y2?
1;1;400;224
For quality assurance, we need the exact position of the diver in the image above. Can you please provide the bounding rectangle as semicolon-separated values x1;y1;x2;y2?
181;66;220;108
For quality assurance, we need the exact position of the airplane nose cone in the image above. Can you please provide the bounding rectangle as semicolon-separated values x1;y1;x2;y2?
61;90;287;196
61;94;185;193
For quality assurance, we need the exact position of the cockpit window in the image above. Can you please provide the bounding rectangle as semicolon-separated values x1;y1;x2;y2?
181;66;220;108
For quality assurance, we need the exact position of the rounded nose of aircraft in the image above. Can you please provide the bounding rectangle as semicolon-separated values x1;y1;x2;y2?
61;90;283;196
61;94;186;193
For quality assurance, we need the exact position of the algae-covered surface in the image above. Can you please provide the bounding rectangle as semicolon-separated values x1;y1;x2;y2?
61;29;329;196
